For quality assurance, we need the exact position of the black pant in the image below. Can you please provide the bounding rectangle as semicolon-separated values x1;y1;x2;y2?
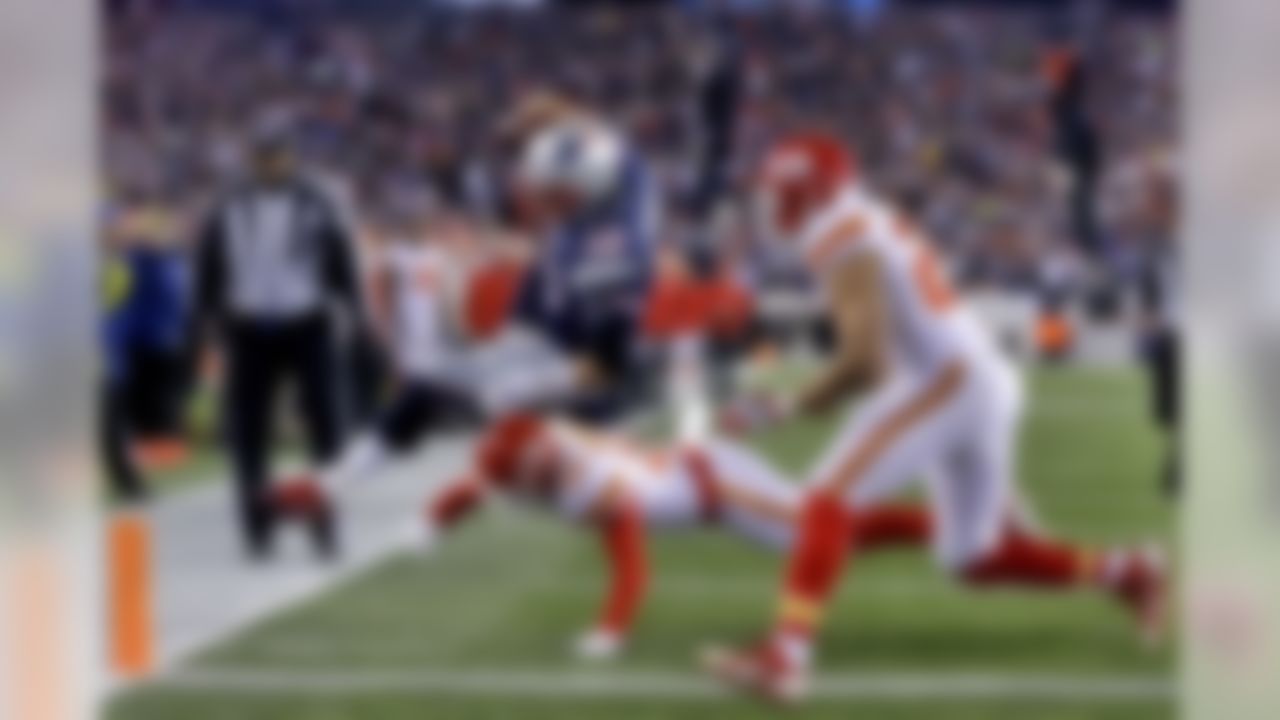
1145;328;1180;430
375;379;482;452
1144;327;1180;496
123;344;191;438
102;380;145;503
224;316;344;555
346;330;389;432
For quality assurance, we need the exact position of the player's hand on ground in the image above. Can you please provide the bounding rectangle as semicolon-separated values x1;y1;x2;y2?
572;627;624;662
718;392;793;437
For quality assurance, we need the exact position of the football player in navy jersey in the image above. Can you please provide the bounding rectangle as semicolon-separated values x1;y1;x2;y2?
505;93;660;421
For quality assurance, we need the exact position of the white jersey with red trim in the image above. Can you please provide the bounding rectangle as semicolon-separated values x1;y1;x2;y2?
798;186;1006;379
520;426;803;551
383;243;463;379
536;421;703;526
797;187;1030;571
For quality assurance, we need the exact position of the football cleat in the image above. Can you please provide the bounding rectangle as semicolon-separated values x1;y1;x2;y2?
1108;545;1168;647
272;474;328;516
271;474;338;560
699;640;808;704
573;627;624;662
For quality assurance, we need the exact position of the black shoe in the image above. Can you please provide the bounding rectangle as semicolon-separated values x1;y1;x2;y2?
271;475;339;561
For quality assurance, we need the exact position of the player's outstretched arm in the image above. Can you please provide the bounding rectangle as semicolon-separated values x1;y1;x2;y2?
793;252;888;416
718;253;888;437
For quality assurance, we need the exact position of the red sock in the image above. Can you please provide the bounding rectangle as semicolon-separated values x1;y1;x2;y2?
775;490;855;640
963;526;1100;588
598;504;649;634
850;504;931;551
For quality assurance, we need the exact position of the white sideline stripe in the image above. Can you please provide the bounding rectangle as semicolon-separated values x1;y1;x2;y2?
155;668;1171;702
141;439;474;673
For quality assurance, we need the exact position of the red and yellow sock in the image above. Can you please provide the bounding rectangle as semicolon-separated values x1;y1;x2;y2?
775;491;855;641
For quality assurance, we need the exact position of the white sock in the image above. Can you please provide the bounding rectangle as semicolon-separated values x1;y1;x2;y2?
774;631;813;670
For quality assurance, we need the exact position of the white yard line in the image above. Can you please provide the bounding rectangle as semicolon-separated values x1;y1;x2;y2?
152;667;1171;702
141;438;472;672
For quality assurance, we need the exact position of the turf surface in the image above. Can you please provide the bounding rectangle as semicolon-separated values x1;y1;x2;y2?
109;366;1175;719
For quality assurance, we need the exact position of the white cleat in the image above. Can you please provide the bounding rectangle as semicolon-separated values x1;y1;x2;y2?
699;641;809;705
573;628;624;662
1109;544;1170;648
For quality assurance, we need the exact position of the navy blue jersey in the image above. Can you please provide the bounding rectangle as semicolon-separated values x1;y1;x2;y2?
515;150;659;377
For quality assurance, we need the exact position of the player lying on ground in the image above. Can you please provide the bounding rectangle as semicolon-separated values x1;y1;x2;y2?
424;412;915;660
417;412;1163;663
270;218;608;545
702;132;1168;703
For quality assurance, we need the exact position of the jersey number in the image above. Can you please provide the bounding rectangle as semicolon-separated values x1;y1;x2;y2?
914;248;956;312
896;216;956;312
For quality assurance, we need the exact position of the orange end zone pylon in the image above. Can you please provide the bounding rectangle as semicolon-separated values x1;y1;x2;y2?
108;510;154;678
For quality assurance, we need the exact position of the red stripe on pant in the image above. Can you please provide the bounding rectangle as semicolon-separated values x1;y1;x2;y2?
963;525;1098;587
851;504;931;550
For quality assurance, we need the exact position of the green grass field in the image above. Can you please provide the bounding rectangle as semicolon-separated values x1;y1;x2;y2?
109;366;1175;719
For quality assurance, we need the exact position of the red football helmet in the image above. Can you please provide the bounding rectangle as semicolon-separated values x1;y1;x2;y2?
754;131;857;241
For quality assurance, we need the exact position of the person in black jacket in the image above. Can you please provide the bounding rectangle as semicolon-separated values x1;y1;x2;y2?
192;127;365;560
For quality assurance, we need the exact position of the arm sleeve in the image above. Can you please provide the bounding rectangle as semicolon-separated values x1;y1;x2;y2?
595;501;649;634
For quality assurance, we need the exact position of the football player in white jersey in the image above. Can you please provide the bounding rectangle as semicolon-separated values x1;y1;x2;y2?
701;132;1167;702
423;413;933;662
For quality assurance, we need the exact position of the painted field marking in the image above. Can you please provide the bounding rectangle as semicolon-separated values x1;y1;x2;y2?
153;667;1171;702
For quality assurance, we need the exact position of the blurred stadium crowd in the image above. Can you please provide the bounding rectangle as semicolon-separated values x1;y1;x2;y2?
105;0;1175;295
100;0;1178;502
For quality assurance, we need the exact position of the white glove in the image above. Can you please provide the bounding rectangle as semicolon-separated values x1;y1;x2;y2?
573;627;624;662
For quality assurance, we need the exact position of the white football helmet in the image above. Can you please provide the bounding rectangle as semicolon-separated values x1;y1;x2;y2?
517;119;626;203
